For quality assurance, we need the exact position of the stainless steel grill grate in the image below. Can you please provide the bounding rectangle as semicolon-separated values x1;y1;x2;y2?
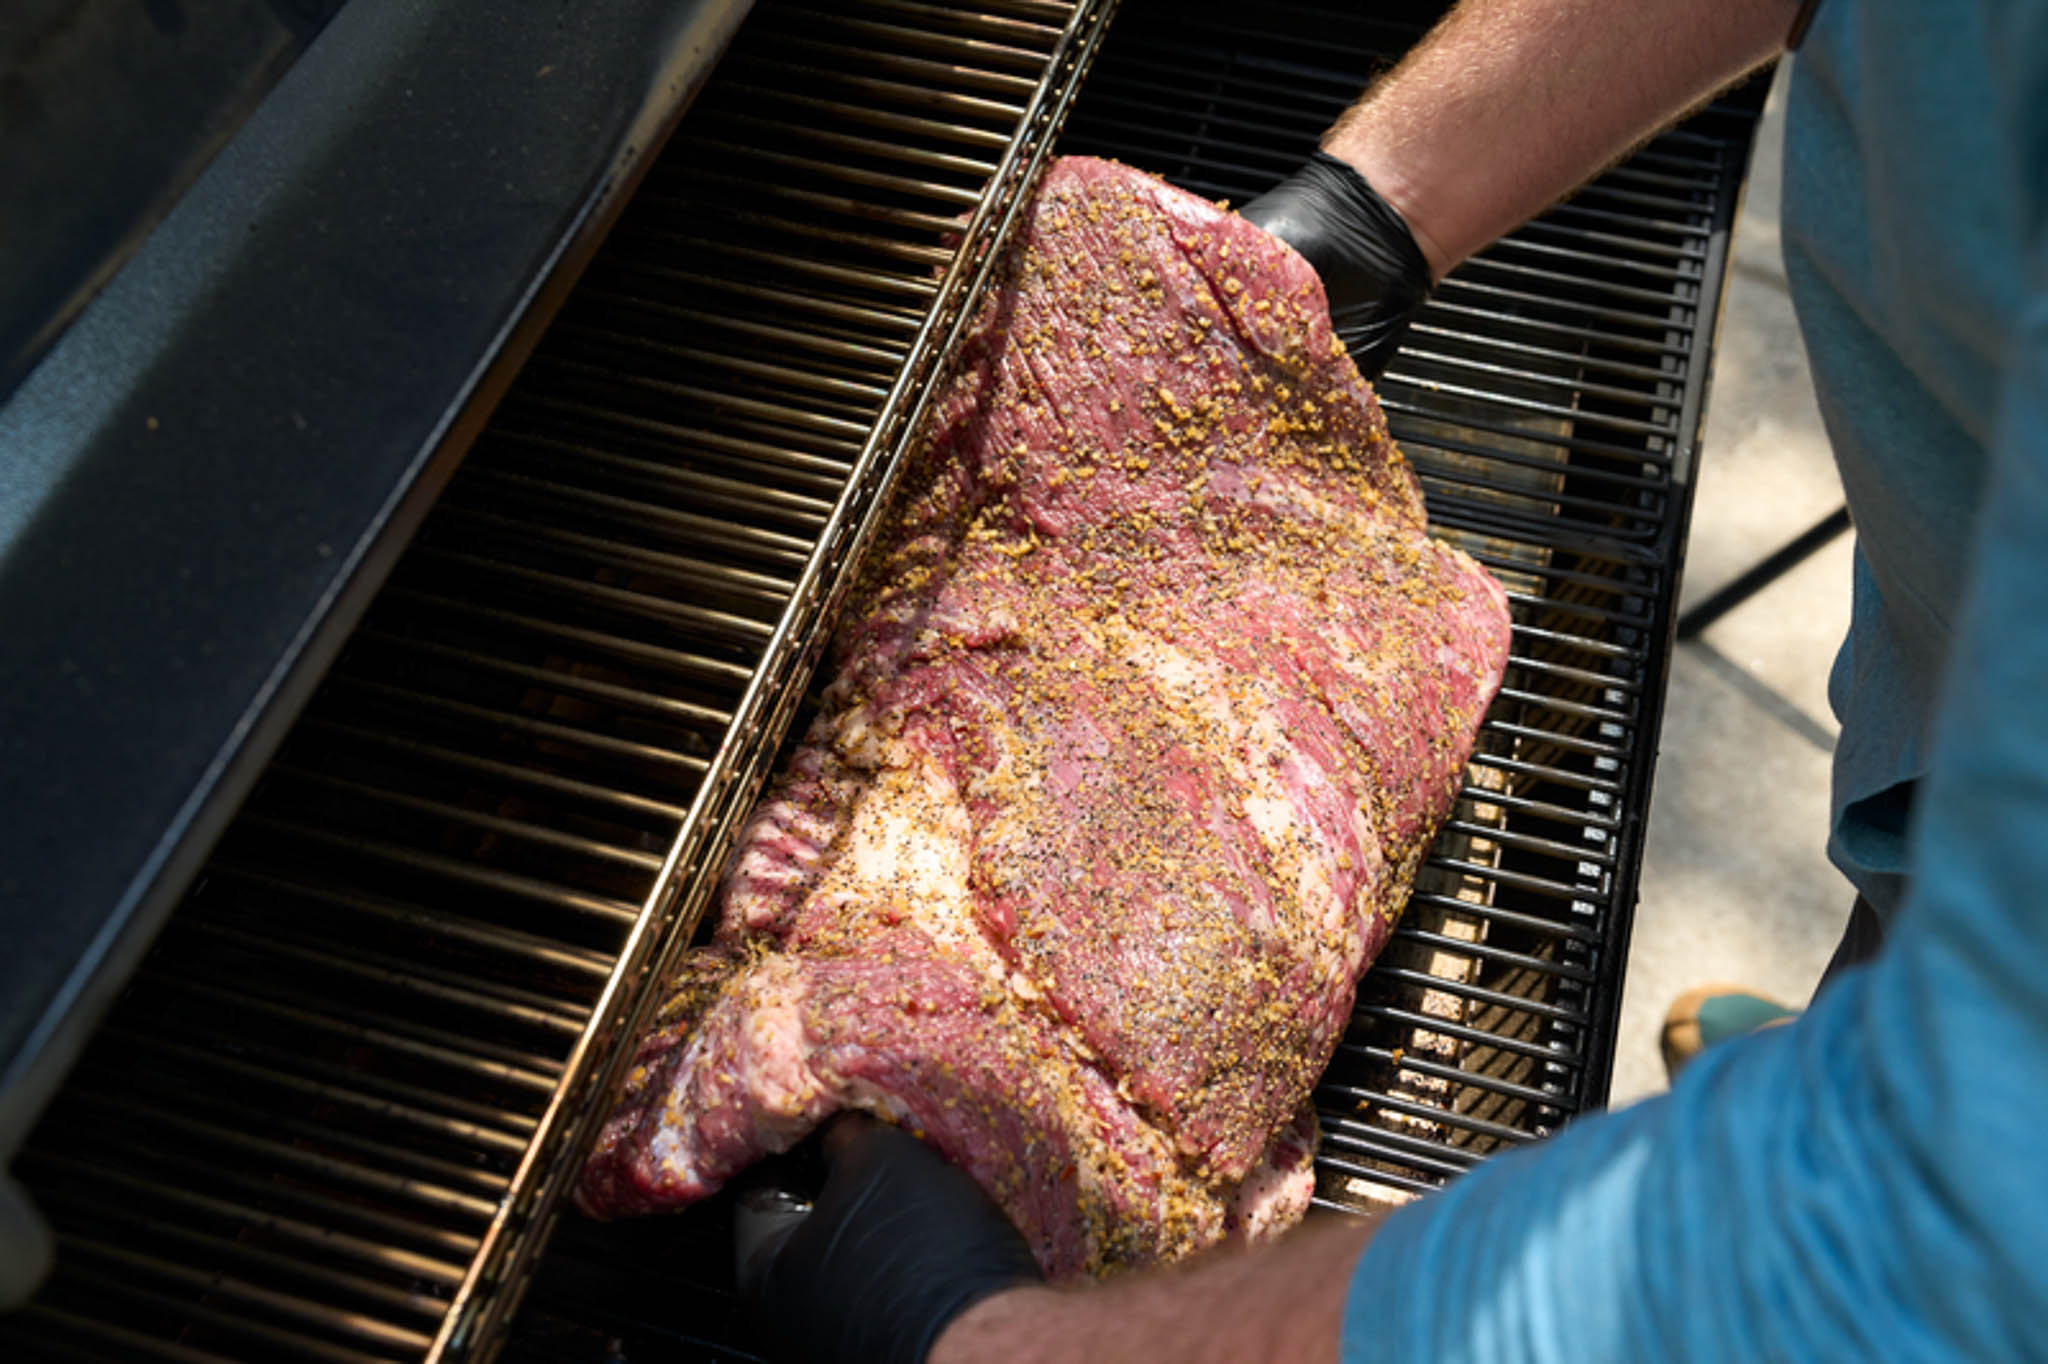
5;0;1764;1359
2;2;1112;1359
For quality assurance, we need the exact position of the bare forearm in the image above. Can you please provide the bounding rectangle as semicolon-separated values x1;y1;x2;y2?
1327;0;1799;276
931;1213;1379;1364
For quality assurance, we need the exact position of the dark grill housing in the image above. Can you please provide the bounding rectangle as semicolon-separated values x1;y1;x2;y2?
1;1;1764;1359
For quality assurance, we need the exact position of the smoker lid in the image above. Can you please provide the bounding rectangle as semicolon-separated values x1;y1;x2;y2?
0;0;348;401
0;0;755;1158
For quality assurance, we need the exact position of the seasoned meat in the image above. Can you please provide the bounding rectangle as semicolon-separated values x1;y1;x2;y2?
575;156;1512;1277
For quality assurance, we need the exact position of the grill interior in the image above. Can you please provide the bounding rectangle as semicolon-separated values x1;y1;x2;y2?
2;0;1764;1360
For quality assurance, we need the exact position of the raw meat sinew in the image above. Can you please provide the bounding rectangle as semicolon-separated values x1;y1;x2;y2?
575;157;1513;1277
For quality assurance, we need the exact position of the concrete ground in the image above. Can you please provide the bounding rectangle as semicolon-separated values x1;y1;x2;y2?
1607;66;1857;1107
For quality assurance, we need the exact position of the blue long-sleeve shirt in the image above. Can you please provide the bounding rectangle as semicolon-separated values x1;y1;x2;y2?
1343;2;2048;1357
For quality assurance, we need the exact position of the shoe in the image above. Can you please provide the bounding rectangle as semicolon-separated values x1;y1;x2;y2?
1660;984;1797;1080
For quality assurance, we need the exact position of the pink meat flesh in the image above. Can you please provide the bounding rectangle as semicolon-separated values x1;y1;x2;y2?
575;156;1512;1278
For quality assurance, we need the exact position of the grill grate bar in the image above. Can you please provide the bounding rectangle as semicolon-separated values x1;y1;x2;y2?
707;112;1005;180
56;1137;491;1259
51;1201;453;1326
1494;590;1653;632
571;288;913;367
728;56;1028;122
153;974;564;1091
1434;276;1697;337
284;725;689;829
1416;469;1663;531
1318;1128;1483;1181
1388;406;1681;467
1340;1044;1569;1108
1392;927;1599;983
442;470;820;563
1410;298;1692;359
1491;685;1634;724
104;1070;533;1184
1367;968;1589;1025
1514;215;1705;263
406;549;780;646
1496;653;1642;693
235;817;647;922
379;591;760;687
476;436;845;515
50;1095;505;1222
1454;785;1622;834
60;1239;438;1356
1320;1091;1540;1146
1426;854;1602;902
1488;233;1697;283
780;12;1049;71
588;260;926;335
1459;254;1702;310
1353;1004;1576;1065
766;34;1041;97
684;151;989;217
311;682;711;778
117;1030;540;1150
176;919;589;1037
11;1304;245;1364
350;632;744;727
263;769;666;877
1398;343;1684;410
860;0;1071;34
733;88;1016;150
23;1156;473;1286
1407;891;1602;944
551;324;896;409
28;1282;392;1364
1441;814;1618;864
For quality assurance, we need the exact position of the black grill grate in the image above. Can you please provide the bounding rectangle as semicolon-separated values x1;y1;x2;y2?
1061;0;1763;1211
3;1;1764;1360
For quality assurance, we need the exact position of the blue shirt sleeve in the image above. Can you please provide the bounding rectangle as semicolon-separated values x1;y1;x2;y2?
1342;282;2048;1362
1337;34;2048;1364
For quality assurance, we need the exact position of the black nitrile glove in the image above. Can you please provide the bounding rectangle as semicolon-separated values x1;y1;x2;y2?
1237;151;1435;381
736;1116;1044;1364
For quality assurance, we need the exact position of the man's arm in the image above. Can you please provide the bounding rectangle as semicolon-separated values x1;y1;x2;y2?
1324;0;1798;278
933;1213;1376;1364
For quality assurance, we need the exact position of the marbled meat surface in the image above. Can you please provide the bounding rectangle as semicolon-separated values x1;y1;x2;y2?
575;156;1513;1278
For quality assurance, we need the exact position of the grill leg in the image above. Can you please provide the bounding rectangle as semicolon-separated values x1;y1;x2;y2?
1675;505;1851;640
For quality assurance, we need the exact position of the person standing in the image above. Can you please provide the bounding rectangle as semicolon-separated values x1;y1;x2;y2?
740;2;2048;1359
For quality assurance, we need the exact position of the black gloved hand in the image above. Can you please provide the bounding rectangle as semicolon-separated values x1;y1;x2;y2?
1237;150;1435;381
736;1116;1044;1364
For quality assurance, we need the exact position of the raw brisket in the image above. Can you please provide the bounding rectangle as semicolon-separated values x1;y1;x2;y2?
575;156;1512;1277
